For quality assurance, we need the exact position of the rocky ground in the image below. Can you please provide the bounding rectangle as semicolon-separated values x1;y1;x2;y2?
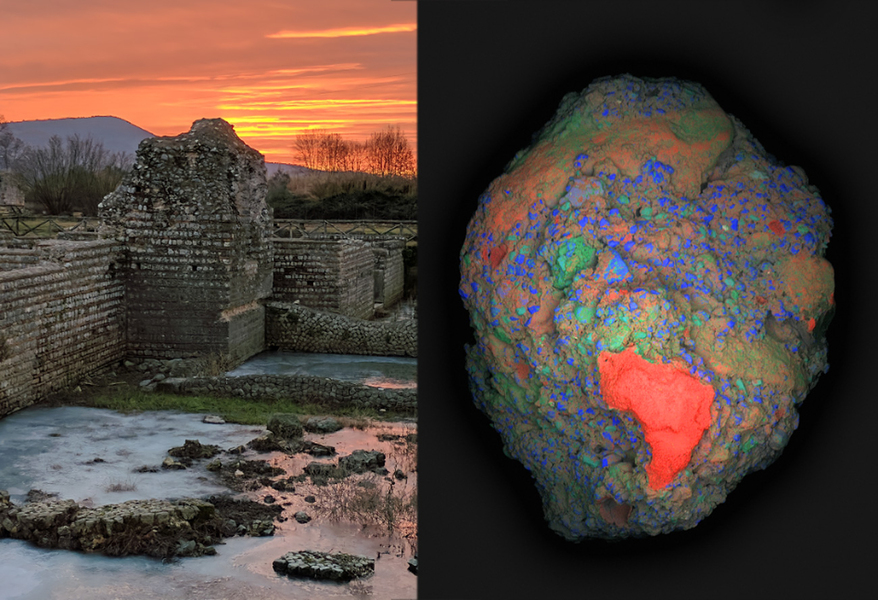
0;409;417;581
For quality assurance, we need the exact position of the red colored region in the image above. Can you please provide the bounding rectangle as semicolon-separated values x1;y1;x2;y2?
514;361;530;381
490;243;508;270
598;347;714;489
807;317;816;332
768;220;785;235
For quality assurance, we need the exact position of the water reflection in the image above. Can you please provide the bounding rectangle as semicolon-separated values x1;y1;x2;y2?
226;352;417;389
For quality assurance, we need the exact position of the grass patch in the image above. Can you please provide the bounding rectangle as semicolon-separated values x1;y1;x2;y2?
68;389;410;426
311;437;417;538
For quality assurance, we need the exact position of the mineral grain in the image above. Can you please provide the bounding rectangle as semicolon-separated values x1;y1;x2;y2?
460;74;834;539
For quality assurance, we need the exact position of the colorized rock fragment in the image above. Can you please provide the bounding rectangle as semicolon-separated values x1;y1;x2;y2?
460;74;834;539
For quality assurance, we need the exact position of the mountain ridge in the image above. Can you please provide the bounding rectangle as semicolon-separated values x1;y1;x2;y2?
4;115;306;176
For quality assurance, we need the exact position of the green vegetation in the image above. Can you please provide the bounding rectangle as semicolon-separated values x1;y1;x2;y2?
267;170;416;220
60;389;410;426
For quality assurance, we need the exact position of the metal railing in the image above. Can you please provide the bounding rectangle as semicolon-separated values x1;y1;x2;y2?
272;219;417;242
0;214;418;242
0;214;98;237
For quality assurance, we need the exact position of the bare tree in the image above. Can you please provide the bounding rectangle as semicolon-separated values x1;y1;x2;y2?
319;132;349;172
13;134;130;215
342;139;367;173
294;130;323;170
365;126;415;177
0;115;25;171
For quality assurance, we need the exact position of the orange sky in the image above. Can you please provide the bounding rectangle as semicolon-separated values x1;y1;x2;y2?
0;0;416;165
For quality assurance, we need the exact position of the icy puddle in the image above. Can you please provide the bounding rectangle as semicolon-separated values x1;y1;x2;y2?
227;351;418;389
0;406;417;600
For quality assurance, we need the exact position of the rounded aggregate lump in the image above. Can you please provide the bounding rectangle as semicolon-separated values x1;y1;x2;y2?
460;74;834;539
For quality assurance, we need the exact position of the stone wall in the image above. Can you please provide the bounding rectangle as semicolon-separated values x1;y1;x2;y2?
0;119;415;419
100;119;273;363
158;374;416;413
292;234;407;310
0;239;125;417
271;239;373;320
265;302;417;357
372;239;405;307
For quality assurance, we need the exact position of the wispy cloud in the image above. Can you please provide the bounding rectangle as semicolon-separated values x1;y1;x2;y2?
0;1;416;165
266;23;416;39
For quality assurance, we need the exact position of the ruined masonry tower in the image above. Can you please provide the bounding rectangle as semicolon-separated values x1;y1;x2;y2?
99;119;273;363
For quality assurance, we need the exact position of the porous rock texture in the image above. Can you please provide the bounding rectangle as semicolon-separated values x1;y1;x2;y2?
460;74;834;539
272;550;375;581
0;490;277;558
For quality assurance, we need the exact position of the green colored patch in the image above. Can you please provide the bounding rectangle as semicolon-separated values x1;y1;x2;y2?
574;305;596;324
553;237;596;289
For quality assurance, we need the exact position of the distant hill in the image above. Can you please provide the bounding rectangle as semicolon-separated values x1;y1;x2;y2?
5;116;154;157
5;116;308;175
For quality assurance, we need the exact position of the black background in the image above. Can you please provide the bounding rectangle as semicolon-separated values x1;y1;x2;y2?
418;2;877;599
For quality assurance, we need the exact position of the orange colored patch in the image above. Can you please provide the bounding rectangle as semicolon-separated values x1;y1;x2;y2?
807;317;816;332
514;361;530;381
598;347;714;489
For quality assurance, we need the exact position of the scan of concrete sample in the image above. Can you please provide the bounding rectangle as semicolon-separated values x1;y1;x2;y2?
459;74;834;539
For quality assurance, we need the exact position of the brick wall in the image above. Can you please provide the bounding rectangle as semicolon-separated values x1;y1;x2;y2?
0;239;125;417
271;238;374;319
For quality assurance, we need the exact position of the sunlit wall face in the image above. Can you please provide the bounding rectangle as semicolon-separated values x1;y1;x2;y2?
0;0;416;165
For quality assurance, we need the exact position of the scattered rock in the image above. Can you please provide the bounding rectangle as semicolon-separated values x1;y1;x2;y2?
25;489;58;503
272;550;374;581
263;495;275;504
303;416;343;434
216;459;285;492
176;539;197;556
294;511;311;524
408;557;418;575
161;457;186;470
0;495;226;558
134;465;159;473
271;478;296;492
301;440;335;456
266;414;304;440
168;439;221;462
394;469;407;480
247;432;296;453
304;495;316;504
339;450;386;475
202;415;226;425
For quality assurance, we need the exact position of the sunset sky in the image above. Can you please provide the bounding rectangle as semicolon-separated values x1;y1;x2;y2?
0;0;416;165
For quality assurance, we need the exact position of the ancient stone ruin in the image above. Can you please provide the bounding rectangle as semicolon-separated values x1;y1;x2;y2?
100;118;273;362
0;118;413;418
